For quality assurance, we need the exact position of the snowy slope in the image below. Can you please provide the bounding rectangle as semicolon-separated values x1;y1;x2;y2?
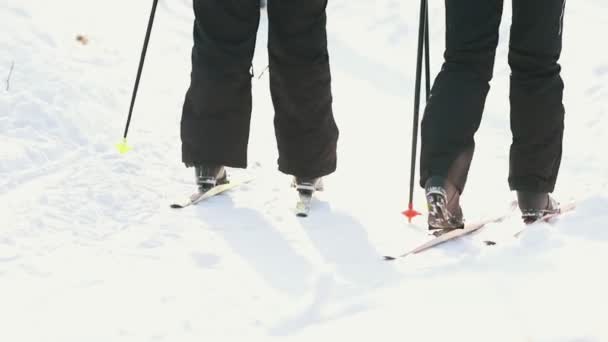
1;0;607;341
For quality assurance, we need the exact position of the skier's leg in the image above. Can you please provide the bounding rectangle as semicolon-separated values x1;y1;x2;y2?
181;0;261;168
508;0;565;193
420;0;504;193
267;0;339;179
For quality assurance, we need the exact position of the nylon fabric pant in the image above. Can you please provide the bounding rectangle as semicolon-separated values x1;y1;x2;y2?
420;0;566;193
181;0;338;179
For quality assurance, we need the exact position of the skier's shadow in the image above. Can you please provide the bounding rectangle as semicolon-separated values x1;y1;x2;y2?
296;200;400;292
268;200;399;336
268;272;371;337
194;196;313;296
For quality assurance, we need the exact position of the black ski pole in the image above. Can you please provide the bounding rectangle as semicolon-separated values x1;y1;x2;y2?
403;0;430;221
424;0;431;100
117;0;159;154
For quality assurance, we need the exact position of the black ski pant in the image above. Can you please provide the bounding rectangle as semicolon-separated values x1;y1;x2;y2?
181;0;339;179
420;0;566;193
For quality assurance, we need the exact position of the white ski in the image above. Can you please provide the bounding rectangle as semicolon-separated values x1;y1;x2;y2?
170;177;254;209
384;201;518;260
295;191;313;217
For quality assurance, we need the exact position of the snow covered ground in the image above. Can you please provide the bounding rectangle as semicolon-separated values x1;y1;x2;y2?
1;0;607;341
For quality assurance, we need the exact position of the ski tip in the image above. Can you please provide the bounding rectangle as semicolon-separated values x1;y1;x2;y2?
170;203;184;209
383;256;397;261
296;212;309;218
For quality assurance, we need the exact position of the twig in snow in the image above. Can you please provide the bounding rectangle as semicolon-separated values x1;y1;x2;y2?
257;65;269;80
6;61;14;91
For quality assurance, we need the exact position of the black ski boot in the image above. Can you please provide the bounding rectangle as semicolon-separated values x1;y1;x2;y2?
517;191;560;224
195;165;228;192
424;176;464;230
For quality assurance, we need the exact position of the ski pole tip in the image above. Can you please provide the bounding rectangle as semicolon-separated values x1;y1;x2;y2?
116;138;132;154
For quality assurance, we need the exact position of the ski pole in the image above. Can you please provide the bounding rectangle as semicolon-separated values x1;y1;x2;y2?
424;0;431;100
117;0;159;154
403;0;430;222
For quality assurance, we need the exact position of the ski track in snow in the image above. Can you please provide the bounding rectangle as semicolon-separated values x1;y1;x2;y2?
1;0;608;341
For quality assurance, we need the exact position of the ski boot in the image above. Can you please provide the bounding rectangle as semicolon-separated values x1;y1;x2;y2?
195;165;228;192
424;176;465;230
517;191;560;224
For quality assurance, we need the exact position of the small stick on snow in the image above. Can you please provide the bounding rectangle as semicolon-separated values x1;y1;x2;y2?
257;65;269;80
6;61;14;91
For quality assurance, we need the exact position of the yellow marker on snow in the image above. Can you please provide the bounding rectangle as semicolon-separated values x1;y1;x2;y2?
116;138;132;154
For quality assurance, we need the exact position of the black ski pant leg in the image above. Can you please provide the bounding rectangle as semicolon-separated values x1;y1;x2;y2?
508;0;566;193
181;0;260;168
420;0;504;192
267;0;339;179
